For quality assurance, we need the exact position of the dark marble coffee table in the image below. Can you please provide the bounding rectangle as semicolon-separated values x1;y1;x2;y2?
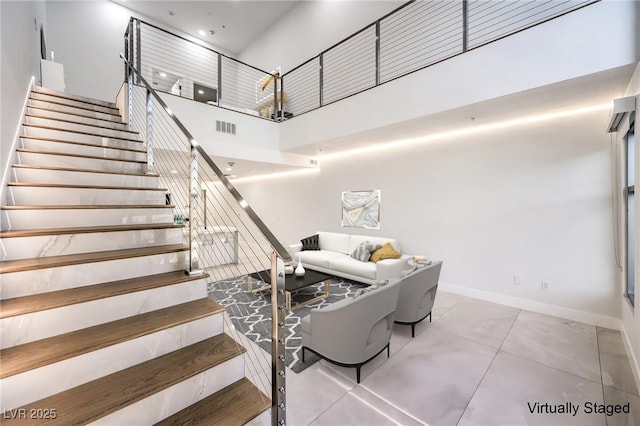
248;269;333;311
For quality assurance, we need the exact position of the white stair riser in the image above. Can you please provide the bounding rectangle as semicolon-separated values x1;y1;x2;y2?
25;116;140;141
20;138;146;161
7;186;166;206
0;314;223;410
23;127;143;149
2;207;172;229
30;92;120;115
90;356;245;425
33;87;117;109
26;107;129;130
17;152;146;174
28;99;122;123
1;251;189;299
1;227;184;261
12;168;158;188
1;279;207;349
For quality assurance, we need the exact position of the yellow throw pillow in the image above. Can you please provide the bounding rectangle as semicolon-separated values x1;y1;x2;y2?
370;242;401;263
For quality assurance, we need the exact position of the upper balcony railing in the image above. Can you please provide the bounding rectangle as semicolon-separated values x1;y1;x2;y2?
126;0;599;121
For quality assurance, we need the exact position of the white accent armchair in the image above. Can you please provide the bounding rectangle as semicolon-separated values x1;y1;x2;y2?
300;279;402;383
394;261;442;337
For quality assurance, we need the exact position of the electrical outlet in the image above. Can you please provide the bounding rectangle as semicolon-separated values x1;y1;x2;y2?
513;275;521;285
541;280;549;290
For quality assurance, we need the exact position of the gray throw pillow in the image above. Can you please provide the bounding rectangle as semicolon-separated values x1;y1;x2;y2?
301;234;320;251
350;241;381;262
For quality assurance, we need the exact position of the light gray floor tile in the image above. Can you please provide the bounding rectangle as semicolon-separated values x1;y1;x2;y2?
309;393;399;426
459;351;606;426
430;297;520;348
431;290;466;321
604;385;640;426
501;310;601;382
362;328;497;426
286;363;353;426
598;327;639;396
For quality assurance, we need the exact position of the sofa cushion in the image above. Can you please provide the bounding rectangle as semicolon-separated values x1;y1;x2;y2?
350;241;381;262
295;250;343;268
301;234;320;251
318;232;351;254
370;242;402;263
329;256;377;280
348;235;402;254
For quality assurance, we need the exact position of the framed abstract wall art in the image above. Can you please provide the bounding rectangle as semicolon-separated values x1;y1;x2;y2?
341;190;380;229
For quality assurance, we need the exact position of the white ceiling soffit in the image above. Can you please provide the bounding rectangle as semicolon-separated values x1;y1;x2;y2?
111;0;300;55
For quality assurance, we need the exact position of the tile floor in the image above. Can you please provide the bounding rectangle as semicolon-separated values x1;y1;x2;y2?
284;291;640;426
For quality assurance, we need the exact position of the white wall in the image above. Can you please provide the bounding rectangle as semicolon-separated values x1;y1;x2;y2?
236;107;619;325
1;0;46;203
279;0;639;152
44;1;230;102
239;0;404;74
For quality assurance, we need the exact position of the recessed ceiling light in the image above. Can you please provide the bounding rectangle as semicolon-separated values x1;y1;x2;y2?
198;89;204;95
159;72;167;78
198;30;206;36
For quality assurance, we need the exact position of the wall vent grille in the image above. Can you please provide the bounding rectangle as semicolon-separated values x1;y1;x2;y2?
216;120;236;135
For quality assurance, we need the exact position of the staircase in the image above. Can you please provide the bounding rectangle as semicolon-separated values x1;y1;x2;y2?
0;86;270;425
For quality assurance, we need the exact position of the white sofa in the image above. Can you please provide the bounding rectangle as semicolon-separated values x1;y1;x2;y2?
289;231;411;285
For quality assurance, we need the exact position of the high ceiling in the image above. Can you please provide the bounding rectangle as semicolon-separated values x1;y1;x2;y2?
111;0;300;55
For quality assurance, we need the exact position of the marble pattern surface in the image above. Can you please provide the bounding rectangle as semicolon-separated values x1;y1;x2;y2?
430;297;520;348
21;137;145;161
1;251;188;299
2;314;223;410
603;385;640;426
597;327;639;395
2;228;183;261
17;151;145;174
501;310;601;382
9;186;166;206
14;167;158;188
458;351;606;426
4;208;173;230
1;279;206;348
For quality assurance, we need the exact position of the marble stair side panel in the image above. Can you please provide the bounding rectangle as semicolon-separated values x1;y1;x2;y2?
1;278;207;348
1;227;184;261
7;186;166;206
3;207;173;229
1;250;189;299
2;314;223;410
91;355;245;426
11;167;157;188
16;151;145;174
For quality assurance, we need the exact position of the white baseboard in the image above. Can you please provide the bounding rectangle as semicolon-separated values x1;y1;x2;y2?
438;281;621;330
620;322;640;397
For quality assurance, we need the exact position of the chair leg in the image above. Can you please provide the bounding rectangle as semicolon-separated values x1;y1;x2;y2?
387;344;390;358
429;312;432;322
301;347;305;362
411;324;415;338
356;366;361;384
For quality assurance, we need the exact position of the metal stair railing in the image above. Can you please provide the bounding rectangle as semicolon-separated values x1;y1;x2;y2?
121;52;289;425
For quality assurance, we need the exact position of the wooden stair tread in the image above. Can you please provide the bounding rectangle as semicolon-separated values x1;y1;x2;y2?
2;204;173;210
19;135;145;153
27;105;126;125
29;96;122;117
23;123;141;143
16;148;146;164
33;86;118;109
2;333;242;425
156;378;270;426
12;164;158;177
0;298;224;379
0;223;183;238
8;182;167;191
25;113;139;134
0;271;209;319
0;244;188;274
